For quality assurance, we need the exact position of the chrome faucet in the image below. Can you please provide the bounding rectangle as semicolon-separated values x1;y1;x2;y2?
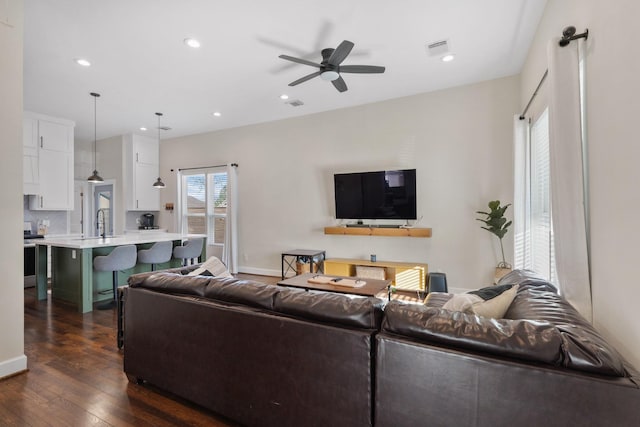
97;208;109;238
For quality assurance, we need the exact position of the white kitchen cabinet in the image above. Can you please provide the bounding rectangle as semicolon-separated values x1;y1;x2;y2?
124;134;160;211
23;116;39;194
26;112;74;210
38;119;72;152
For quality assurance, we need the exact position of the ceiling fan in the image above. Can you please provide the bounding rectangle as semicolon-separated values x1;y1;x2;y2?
278;40;385;93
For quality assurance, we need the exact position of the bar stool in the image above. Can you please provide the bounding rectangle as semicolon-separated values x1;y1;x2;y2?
94;245;137;310
173;238;204;266
137;241;173;271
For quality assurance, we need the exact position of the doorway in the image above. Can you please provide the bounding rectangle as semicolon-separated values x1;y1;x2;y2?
94;183;114;237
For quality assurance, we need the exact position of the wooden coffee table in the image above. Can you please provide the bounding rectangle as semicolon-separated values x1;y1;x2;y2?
278;273;392;300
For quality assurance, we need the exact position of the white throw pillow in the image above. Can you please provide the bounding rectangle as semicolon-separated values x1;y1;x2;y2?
187;256;233;278
442;294;483;313
441;284;519;319
470;284;519;318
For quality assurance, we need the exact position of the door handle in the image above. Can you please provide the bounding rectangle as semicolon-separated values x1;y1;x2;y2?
40;136;43;148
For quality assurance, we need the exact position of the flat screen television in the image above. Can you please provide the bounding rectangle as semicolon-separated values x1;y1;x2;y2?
334;169;417;220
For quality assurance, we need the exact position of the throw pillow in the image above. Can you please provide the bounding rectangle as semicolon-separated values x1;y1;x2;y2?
469;284;519;318
468;284;515;300
187;256;233;278
442;293;483;313
441;284;519;319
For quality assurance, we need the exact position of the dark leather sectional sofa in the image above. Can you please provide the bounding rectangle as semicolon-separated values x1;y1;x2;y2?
123;268;640;426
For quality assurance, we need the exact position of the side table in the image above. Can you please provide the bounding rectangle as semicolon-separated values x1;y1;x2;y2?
281;249;326;279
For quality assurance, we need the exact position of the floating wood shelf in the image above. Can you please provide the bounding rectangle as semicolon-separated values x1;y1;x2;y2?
324;226;432;238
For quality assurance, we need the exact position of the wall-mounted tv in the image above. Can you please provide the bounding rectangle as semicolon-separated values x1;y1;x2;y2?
334;169;417;220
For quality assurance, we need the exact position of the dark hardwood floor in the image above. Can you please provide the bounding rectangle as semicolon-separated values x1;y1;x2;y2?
2;274;419;426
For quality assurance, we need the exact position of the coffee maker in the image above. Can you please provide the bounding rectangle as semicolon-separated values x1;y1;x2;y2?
139;213;158;229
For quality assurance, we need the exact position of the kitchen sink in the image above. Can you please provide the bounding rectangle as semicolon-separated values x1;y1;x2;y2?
74;235;123;240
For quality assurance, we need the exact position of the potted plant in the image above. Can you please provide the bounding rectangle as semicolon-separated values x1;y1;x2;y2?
476;200;512;282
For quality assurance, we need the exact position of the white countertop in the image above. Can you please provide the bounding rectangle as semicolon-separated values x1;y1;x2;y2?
35;233;205;249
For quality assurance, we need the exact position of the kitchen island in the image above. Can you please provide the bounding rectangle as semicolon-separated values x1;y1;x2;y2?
35;233;205;313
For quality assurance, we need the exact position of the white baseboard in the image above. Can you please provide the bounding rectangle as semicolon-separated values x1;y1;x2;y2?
238;266;281;278
0;355;27;380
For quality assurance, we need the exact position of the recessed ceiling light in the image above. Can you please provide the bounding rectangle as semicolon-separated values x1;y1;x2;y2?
213;112;221;117
280;94;289;100
75;58;91;67
140;127;147;131
441;54;455;62
184;38;201;48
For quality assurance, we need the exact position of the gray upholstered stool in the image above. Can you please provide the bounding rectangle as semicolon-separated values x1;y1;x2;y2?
173;237;204;266
94;244;137;310
137;241;173;271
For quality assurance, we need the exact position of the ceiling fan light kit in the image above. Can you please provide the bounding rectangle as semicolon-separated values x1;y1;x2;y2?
320;70;340;81
279;39;385;93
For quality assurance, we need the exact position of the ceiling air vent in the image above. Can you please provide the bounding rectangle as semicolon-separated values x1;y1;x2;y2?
286;99;304;107
158;126;172;131
426;39;450;57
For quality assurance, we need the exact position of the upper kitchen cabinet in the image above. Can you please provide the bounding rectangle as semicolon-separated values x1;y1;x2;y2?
23;116;39;194
25;112;75;210
124;134;160;211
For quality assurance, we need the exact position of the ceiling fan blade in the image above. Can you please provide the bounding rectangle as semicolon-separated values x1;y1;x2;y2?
332;76;348;92
328;40;354;66
288;71;322;86
339;65;386;74
278;55;322;68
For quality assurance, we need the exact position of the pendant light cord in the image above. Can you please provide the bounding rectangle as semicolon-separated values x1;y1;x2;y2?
90;92;100;171
94;94;97;170
156;112;162;141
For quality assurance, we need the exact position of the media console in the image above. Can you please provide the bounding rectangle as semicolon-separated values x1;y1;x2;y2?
323;258;428;292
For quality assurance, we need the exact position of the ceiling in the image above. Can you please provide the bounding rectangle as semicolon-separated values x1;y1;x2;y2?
24;0;547;146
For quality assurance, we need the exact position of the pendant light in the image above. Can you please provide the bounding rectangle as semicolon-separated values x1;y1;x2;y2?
152;112;166;188
87;92;104;183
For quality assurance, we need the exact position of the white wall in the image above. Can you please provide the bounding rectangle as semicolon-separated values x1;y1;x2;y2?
160;76;519;288
96;135;125;234
0;0;26;378
521;0;640;368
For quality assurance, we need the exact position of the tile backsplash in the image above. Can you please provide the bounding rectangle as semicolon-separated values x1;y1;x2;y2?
23;196;69;235
126;211;160;230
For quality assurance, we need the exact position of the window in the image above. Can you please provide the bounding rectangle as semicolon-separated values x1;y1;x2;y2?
514;109;558;284
180;168;227;250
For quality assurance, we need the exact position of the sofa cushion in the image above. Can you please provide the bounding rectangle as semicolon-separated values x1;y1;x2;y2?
129;272;279;310
128;272;208;297
128;265;200;287
203;277;279;310
497;269;558;293
274;287;385;329
383;300;564;365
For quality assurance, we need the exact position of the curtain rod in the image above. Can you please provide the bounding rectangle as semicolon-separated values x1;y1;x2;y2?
176;163;238;172
559;26;589;47
519;69;548;120
519;26;588;120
